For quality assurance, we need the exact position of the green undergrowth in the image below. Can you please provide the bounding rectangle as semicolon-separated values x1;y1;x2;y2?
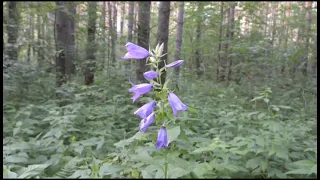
3;67;317;178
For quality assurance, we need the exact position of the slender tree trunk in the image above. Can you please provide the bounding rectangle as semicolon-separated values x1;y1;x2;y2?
113;2;118;42
37;14;44;67
125;2;134;76
264;2;268;36
281;2;291;74
108;2;116;65
27;7;33;64
55;2;76;87
156;2;170;85
227;3;236;81
195;2;203;77
302;1;312;77
174;2;184;88
271;3;277;48
127;2;134;42
133;3;138;44
6;2;19;61
120;3;125;38
218;3;230;82
136;1;151;82
101;1;106;68
217;2;224;82
85;2;97;85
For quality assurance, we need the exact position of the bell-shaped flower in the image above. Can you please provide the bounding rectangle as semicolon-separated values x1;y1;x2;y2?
134;101;156;119
121;42;150;60
166;60;184;68
143;70;158;80
139;112;155;132
129;83;153;102
156;127;168;148
168;92;188;117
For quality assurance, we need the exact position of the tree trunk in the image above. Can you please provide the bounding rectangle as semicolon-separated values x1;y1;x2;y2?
217;2;224;82
281;2;291;74
27;6;34;64
6;2;19;61
85;2;97;85
37;14;44;67
264;2;268;36
302;1;312;77
108;2;116;65
120;3;125;38
271;3;277;48
136;1;151;82
113;2;118;42
218;3;230;82
55;2;76;87
195;2;203;77
101;1;106;69
127;2;134;42
227;3;236;81
133;3;138;44
156;1;170;85
174;2;184;87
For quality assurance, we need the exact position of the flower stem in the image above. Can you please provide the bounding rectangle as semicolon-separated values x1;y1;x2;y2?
164;151;168;179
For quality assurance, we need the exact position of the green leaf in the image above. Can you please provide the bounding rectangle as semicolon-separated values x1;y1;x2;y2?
18;164;49;178
188;107;199;115
285;168;311;175
99;163;125;176
5;155;28;163
131;168;140;178
246;157;262;169
167;126;180;144
255;136;265;147
275;147;289;161
309;164;317;175
192;163;211;177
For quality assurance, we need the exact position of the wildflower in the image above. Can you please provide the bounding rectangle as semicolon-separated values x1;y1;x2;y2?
139;112;155;132
121;42;150;60
166;60;184;68
144;70;158;80
134;101;156;119
168;92;188;117
129;83;153;102
156;127;168;148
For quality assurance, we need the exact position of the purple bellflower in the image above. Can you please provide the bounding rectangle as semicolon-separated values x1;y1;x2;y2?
129;83;153;102
168;92;188;117
144;70;158;80
166;60;184;68
139;112;155;132
156;127;168;148
134;101;156;119
121;42;150;60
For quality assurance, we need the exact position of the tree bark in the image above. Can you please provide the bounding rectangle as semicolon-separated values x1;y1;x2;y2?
113;2;118;42
108;2;116;65
195;2;203;77
217;2;224;82
120;3;125;38
55;2;76;87
156;1;170;85
174;2;184;87
302;1;312;77
85;2;97;85
37;13;44;67
136;2;151;82
127;2;134;42
227;3;236;81
101;1;106;68
6;2;19;61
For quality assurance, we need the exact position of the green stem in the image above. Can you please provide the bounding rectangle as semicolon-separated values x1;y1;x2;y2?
164;151;168;179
